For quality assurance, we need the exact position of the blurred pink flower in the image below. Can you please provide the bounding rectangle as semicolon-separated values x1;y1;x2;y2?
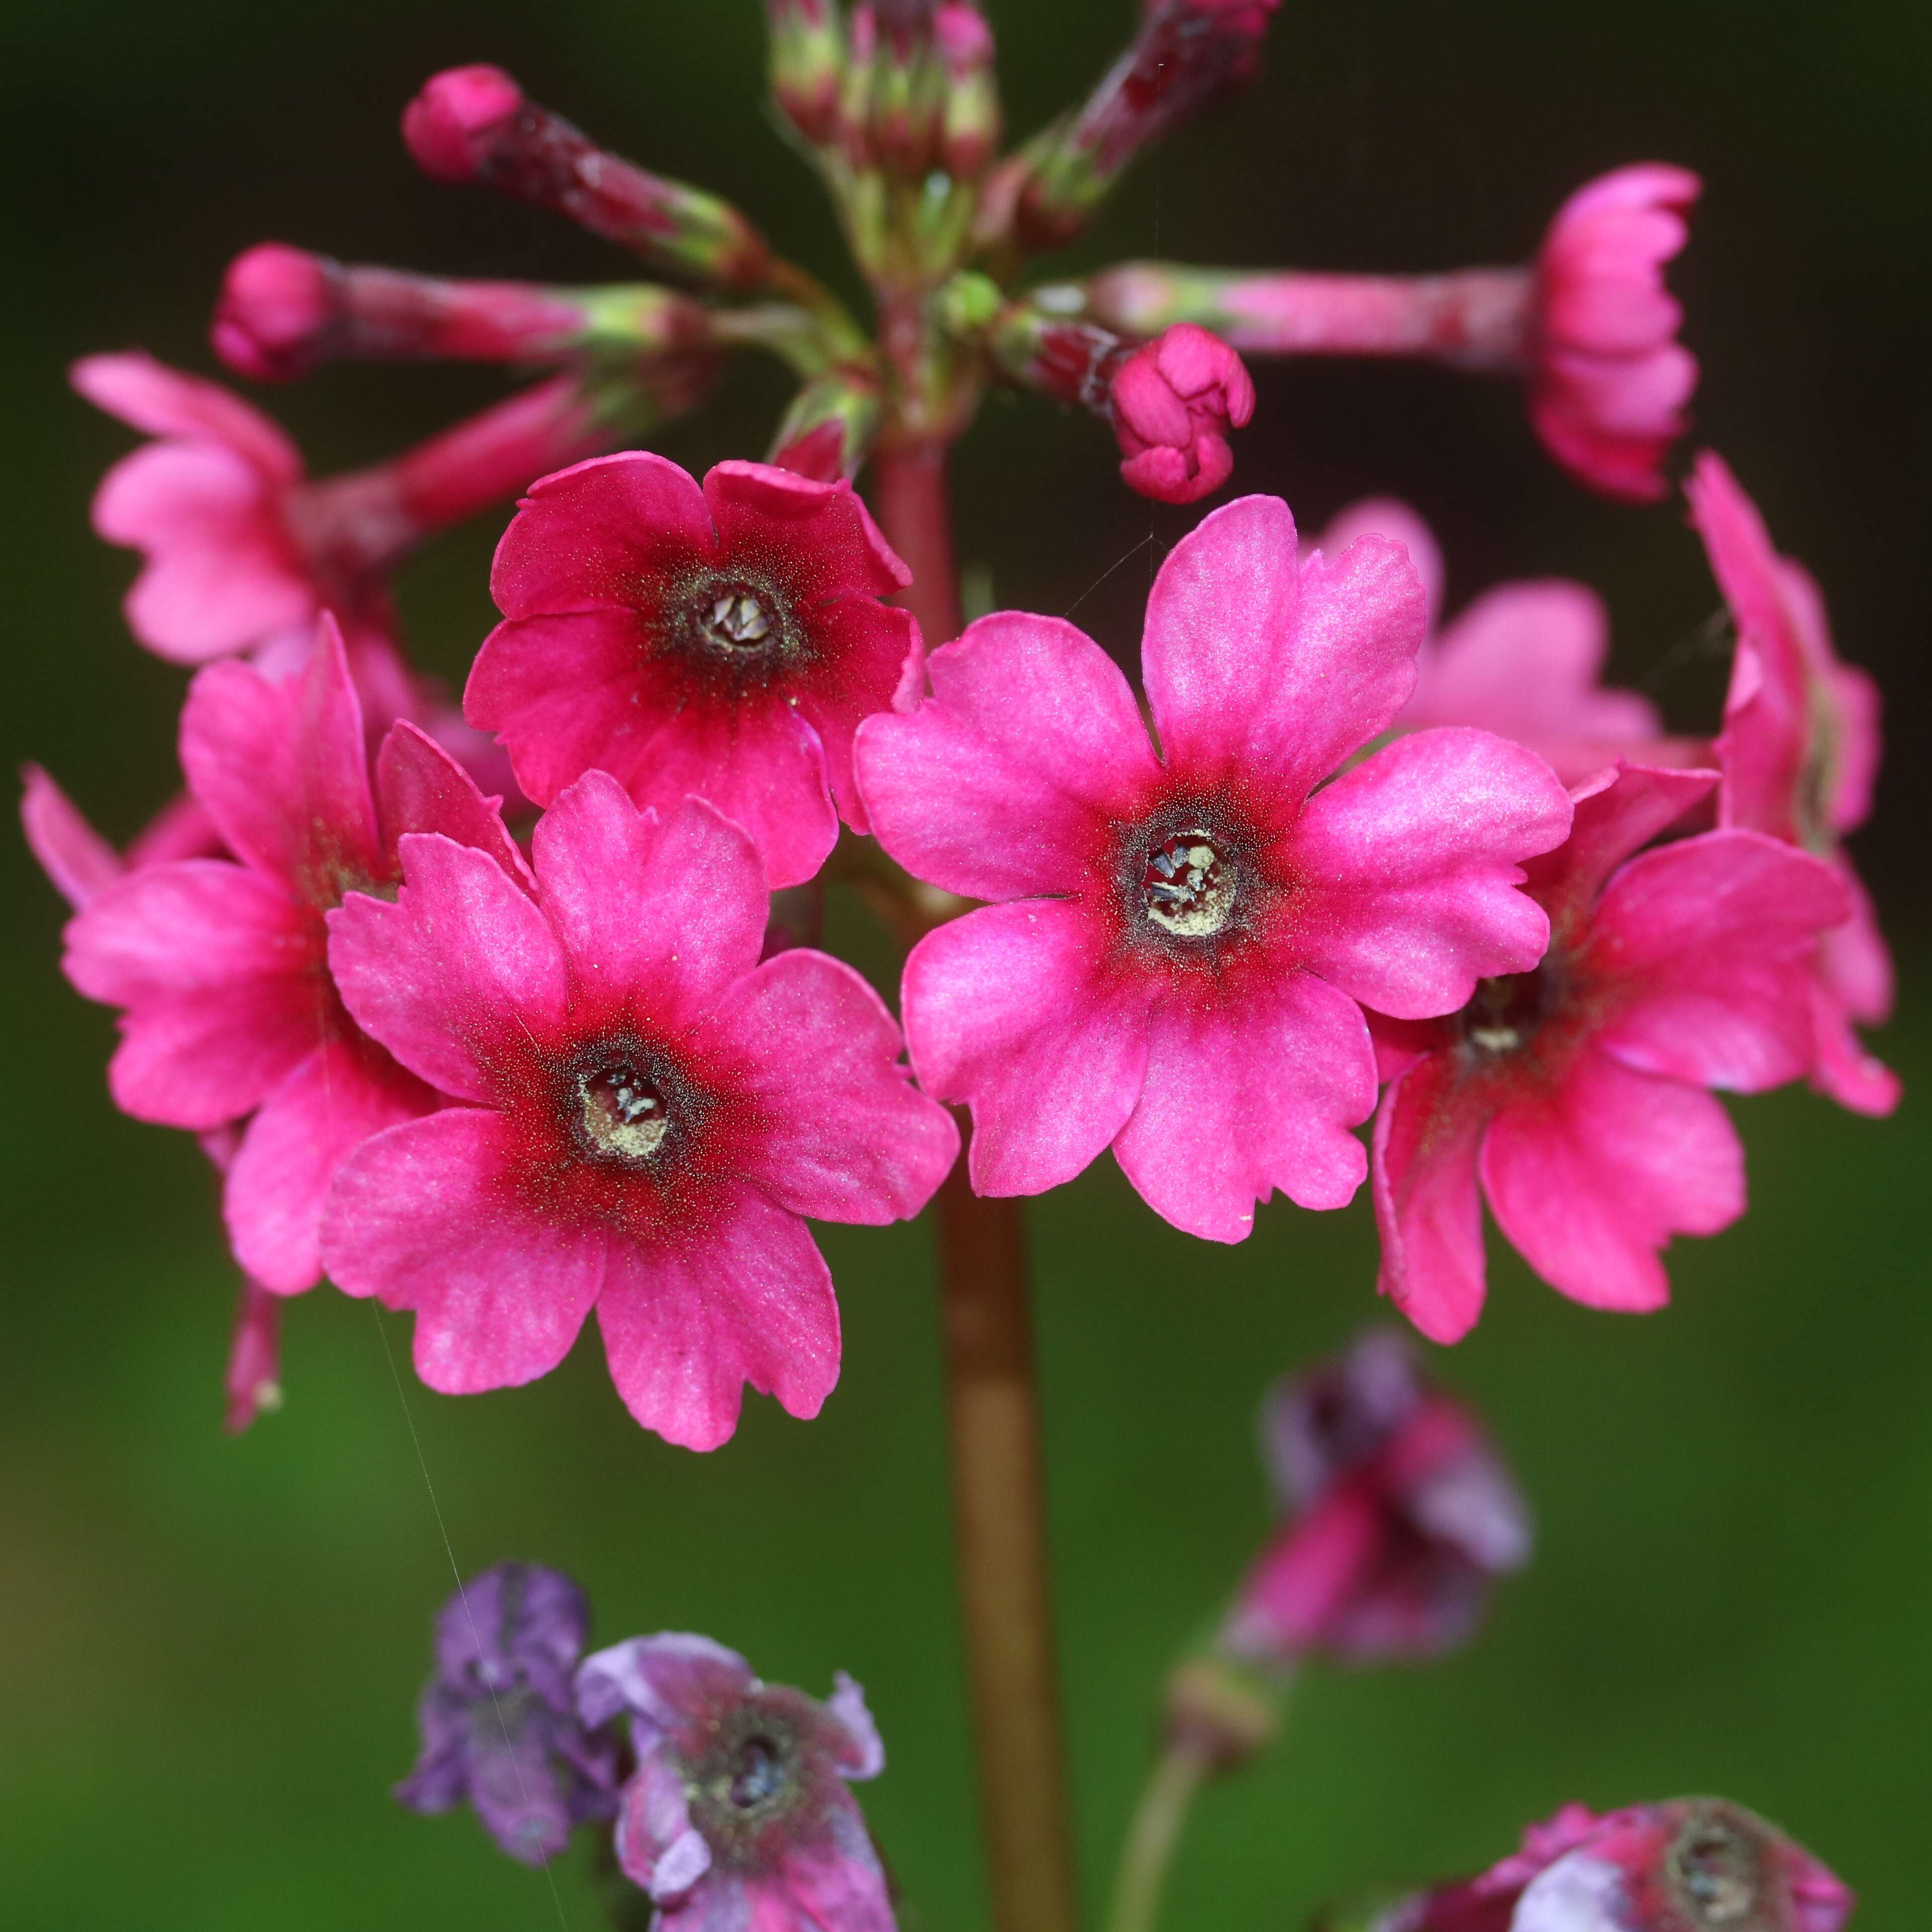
1371;760;1850;1345
321;773;957;1448
856;493;1571;1241
1223;1331;1530;1665
465;453;922;888
1110;324;1255;503
1687;450;1898;1118
577;1635;894;1932
1527;164;1701;503
60;617;528;1296
1310;499;1677;785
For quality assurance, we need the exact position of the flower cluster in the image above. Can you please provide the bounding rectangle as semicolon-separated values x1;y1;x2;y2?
400;1563;895;1931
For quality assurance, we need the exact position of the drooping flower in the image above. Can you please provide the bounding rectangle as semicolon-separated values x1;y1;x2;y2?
1220;1330;1530;1666
1334;1796;1855;1932
464;453;923;889
576;1633;895;1932
397;1563;619;1867
72;350;605;674
321;772;958;1448
1371;760;1851;1345
855;493;1572;1240
1527;165;1702;504
1110;324;1255;504
60;616;530;1297
1686;451;1898;1118
1309;499;1673;784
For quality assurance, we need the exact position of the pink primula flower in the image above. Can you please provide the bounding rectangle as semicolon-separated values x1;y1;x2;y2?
1686;450;1898;1118
1375;1796;1854;1932
577;1635;895;1932
464;453;923;889
319;772;958;1450
1527;164;1701;503
1371;760;1851;1345
60;616;528;1297
1311;498;1676;784
1110;324;1256;504
855;494;1573;1241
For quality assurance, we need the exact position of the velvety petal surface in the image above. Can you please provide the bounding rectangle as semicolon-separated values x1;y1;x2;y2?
21;765;123;911
375;719;531;889
595;1187;840;1451
704;461;911;599
902;901;1155;1196
71;350;302;479
1113;970;1377;1239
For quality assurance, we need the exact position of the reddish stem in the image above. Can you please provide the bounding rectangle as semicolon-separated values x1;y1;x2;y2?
869;443;1081;1932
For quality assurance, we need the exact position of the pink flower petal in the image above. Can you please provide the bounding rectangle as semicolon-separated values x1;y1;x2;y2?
1807;979;1901;1119
180;616;382;891
1481;1048;1743;1313
703;461;911;598
530;779;768;1019
785;596;922;834
1372;1051;1494;1344
854;611;1160;902
1312;498;1444;625
224;1035;433;1294
1113;970;1376;1239
1589;829;1849;1093
1523;761;1716;935
706;948;958;1221
375;719;533;890
328;836;570;1102
1291;727;1571;1019
489;452;715;619
902;900;1154;1196
71;350;302;480
777;1829;898;1932
1145;496;1425;798
595;1186;840;1451
1816;857;1893;1024
321;1108;605;1390
21;765;123;912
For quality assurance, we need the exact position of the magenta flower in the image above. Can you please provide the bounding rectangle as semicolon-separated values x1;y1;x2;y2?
855;494;1572;1240
320;771;957;1448
1311;498;1672;785
398;1562;619;1867
1372;760;1851;1345
576;1634;895;1932
1687;451;1899;1118
60;617;529;1297
1110;324;1256;504
1371;1797;1854;1932
464;452;922;889
1527;164;1701;504
1221;1331;1530;1666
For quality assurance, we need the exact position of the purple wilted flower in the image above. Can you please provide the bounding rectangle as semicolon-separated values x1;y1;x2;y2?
1222;1329;1532;1663
397;1562;619;1866
577;1633;896;1932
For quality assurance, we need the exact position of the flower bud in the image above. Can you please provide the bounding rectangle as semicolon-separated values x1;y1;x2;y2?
936;3;1000;179
767;0;846;145
223;1276;283;1433
400;64;772;290
1109;323;1254;504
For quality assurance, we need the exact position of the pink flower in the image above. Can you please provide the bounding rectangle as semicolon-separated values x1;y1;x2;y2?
577;1634;894;1932
1311;498;1677;784
60;617;529;1297
854;493;1573;1241
464;453;922;890
1371;760;1852;1345
1222;1331;1530;1665
1381;1797;1854;1932
73;349;605;671
1110;324;1255;504
319;772;958;1449
1687;451;1899;1118
1527;165;1702;503
223;1276;284;1434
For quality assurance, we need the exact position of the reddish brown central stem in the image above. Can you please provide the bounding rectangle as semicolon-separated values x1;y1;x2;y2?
869;443;1081;1932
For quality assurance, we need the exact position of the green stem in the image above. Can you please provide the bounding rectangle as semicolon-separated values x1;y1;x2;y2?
1107;1743;1211;1932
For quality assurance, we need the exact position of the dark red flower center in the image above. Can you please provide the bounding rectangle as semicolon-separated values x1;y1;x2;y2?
1457;964;1556;1060
575;1061;670;1165
1665;1807;1765;1926
727;1735;787;1810
1141;829;1235;938
668;570;799;683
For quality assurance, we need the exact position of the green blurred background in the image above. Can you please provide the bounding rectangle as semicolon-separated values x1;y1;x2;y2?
3;2;1927;1926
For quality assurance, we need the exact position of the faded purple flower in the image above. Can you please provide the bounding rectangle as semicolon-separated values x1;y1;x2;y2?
397;1562;619;1866
577;1633;895;1932
1222;1330;1532;1663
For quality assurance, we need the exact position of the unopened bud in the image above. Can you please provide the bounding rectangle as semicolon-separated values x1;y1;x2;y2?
767;0;846;145
770;365;883;480
1109;323;1254;504
400;64;772;290
1161;1654;1281;1775
935;4;1000;178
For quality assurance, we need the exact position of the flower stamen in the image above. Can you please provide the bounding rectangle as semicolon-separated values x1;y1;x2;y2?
1142;830;1233;937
